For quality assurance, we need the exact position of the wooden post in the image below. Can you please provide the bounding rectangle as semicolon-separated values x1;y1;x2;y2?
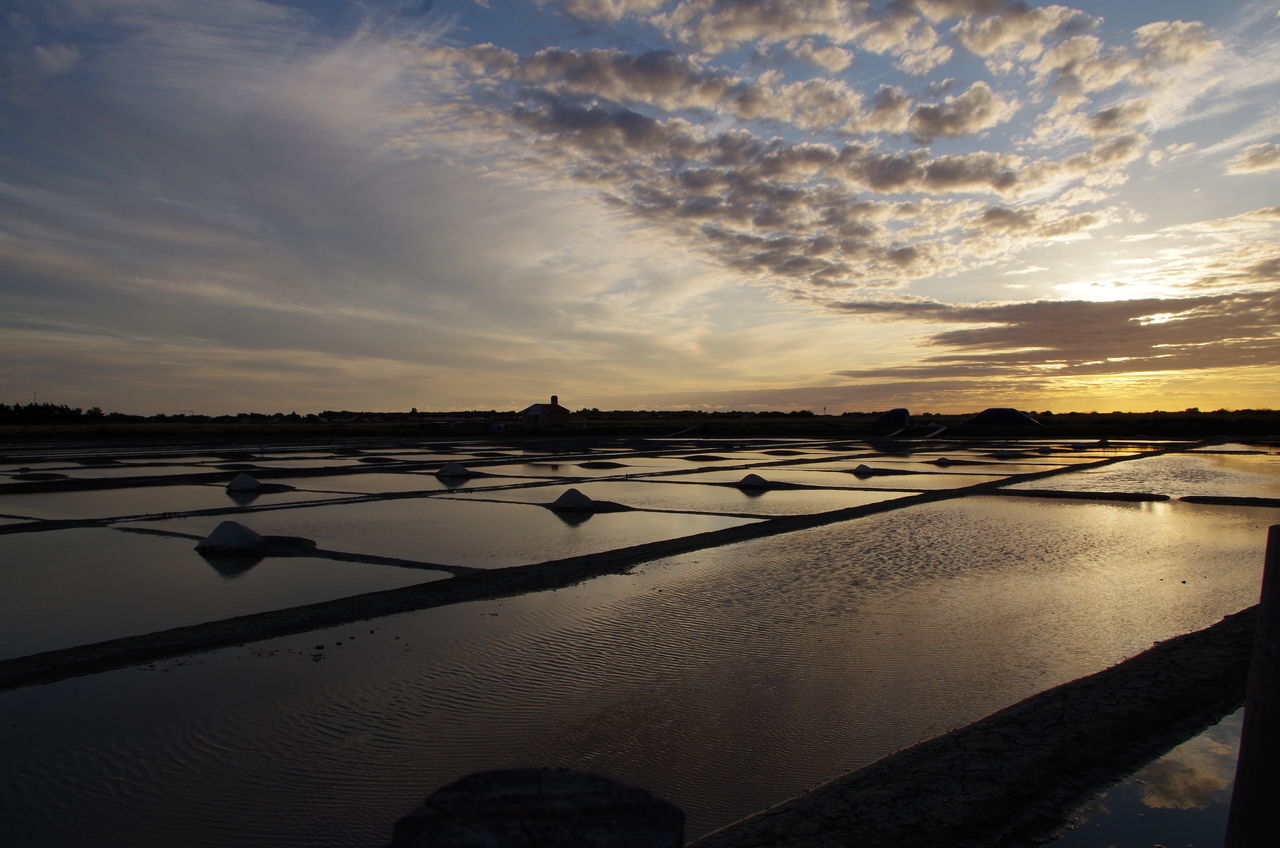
1225;524;1280;846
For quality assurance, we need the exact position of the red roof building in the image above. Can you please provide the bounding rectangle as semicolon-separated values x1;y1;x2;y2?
519;395;570;426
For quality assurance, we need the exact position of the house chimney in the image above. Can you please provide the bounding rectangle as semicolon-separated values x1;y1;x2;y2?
551;395;559;406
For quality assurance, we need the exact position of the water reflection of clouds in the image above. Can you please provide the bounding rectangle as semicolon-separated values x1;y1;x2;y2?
1053;710;1243;846
1136;731;1236;811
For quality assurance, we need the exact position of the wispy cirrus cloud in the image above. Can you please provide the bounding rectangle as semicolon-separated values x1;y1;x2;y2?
1225;142;1280;174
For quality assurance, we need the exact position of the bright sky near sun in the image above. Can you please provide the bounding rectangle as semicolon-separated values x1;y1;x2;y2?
1;0;1277;414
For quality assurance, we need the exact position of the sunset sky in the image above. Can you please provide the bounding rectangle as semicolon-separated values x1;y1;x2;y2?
2;0;1277;414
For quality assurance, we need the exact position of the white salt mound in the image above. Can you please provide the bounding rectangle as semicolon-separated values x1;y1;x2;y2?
197;520;264;551
436;462;472;478
737;474;771;488
552;488;595;510
226;472;262;491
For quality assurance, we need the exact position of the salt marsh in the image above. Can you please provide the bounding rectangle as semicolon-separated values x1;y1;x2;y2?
1;435;1277;847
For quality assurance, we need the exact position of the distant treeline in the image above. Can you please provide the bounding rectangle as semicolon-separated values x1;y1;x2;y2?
4;402;1278;422
3;402;1278;440
0;403;111;423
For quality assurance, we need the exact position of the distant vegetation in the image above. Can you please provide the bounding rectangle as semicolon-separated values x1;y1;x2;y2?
1;402;1278;442
0;403;109;423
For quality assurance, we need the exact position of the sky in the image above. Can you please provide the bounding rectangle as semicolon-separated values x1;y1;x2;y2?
1;0;1277;415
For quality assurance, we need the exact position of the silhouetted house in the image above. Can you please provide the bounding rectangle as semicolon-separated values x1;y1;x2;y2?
966;407;1041;427
520;395;570;428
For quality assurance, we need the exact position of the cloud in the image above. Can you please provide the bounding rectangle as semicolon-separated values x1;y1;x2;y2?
489;97;1104;285
8;5;1246;312
971;204;1105;240
952;2;1098;65
0;0;758;412
1019;132;1150;192
413;38;1198;295
656;0;857;55
553;0;667;23
515;48;733;110
1133;20;1221;69
420;44;871;131
1084;98;1152;137
906;80;1018;141
404;61;1143;291
785;38;853;72
1225;141;1280;173
913;0;1012;23
31;42;81;75
626;0;952;72
1032;18;1220;128
397;5;1252;302
1160;205;1280;237
4;0;1276;414
895;43;954;75
824;289;1280;381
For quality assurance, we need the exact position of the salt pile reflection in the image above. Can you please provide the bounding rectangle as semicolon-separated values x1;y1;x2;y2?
0;435;1277;847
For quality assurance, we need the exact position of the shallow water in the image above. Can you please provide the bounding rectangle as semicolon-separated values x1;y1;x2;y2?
32;464;224;479
278;471;561;494
0;494;1269;847
670;449;838;463
478;458;701;477
0;484;351;520
1;439;1275;848
447;479;911;515
0;528;438;659
135;497;757;567
1008;452;1280;498
1189;442;1276;453
800;457;1002;470
281;471;467;493
366;451;508;461
912;452;1137;465
1051;709;1242;846
216;457;369;469
1;460;74;471
666;467;1013;489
